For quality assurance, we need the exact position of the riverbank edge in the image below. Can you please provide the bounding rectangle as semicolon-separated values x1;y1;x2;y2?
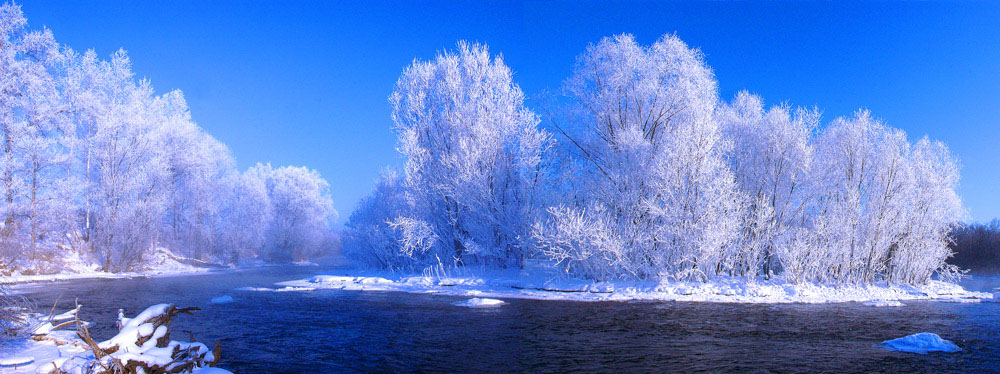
276;270;995;304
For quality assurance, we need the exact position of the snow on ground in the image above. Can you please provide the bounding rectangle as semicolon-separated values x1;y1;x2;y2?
453;298;505;308
1;247;230;286
1;305;233;374
877;332;961;354
210;295;234;304
276;263;992;304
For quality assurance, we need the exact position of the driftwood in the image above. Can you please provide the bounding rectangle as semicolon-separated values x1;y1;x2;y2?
31;303;223;374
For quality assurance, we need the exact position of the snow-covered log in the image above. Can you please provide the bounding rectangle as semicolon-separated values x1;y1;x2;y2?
29;303;227;374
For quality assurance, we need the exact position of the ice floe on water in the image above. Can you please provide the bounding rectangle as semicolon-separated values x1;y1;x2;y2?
209;295;234;304
877;333;961;354
454;298;505;308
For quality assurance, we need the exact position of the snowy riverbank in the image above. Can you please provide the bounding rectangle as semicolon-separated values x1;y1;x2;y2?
277;267;994;304
0;248;232;287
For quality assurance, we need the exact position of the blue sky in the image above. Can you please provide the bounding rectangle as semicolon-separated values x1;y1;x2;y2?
21;1;1000;223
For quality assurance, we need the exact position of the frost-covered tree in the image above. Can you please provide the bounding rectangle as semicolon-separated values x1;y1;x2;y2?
155;91;235;259
0;4;340;272
718;91;818;278
347;34;966;286
792;110;965;284
386;41;550;269
342;169;412;270
890;137;964;283
83;53;169;271
247;163;336;262
535;34;739;281
211;170;272;264
0;3;73;265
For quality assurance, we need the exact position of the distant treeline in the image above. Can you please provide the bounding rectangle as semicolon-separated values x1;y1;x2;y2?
949;220;1000;274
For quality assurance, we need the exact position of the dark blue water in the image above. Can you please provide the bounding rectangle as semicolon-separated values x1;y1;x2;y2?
13;266;1000;373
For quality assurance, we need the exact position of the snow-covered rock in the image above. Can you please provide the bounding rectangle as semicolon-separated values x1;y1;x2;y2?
877;333;961;354
453;298;505;308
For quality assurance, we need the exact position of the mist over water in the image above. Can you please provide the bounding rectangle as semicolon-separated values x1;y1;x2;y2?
18;266;1000;373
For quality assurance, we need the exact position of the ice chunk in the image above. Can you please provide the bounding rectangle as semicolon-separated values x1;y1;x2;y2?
877;332;961;354
209;295;234;304
453;298;505;308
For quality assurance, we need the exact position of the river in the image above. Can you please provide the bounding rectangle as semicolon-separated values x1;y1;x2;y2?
11;266;1000;373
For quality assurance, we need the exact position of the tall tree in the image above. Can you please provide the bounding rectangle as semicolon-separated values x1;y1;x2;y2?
536;34;739;281
389;41;550;269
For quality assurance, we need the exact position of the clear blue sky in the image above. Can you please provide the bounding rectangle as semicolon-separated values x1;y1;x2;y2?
20;1;1000;223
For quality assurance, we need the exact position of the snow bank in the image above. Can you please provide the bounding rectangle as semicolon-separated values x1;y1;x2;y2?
209;295;234;304
863;300;904;307
1;247;226;286
453;298;505;308
877;333;961;354
276;268;993;304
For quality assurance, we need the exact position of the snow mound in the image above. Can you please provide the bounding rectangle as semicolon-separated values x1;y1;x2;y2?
863;300;904;307
877;333;961;354
453;298;505;308
209;295;234;304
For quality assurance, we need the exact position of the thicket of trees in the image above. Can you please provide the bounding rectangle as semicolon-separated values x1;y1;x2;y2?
346;34;966;285
949;220;1000;273
0;4;337;273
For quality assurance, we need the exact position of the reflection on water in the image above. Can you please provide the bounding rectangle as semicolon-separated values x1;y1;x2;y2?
15;267;1000;373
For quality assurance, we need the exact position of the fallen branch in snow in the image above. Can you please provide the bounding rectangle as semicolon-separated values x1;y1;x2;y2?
27;303;228;374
